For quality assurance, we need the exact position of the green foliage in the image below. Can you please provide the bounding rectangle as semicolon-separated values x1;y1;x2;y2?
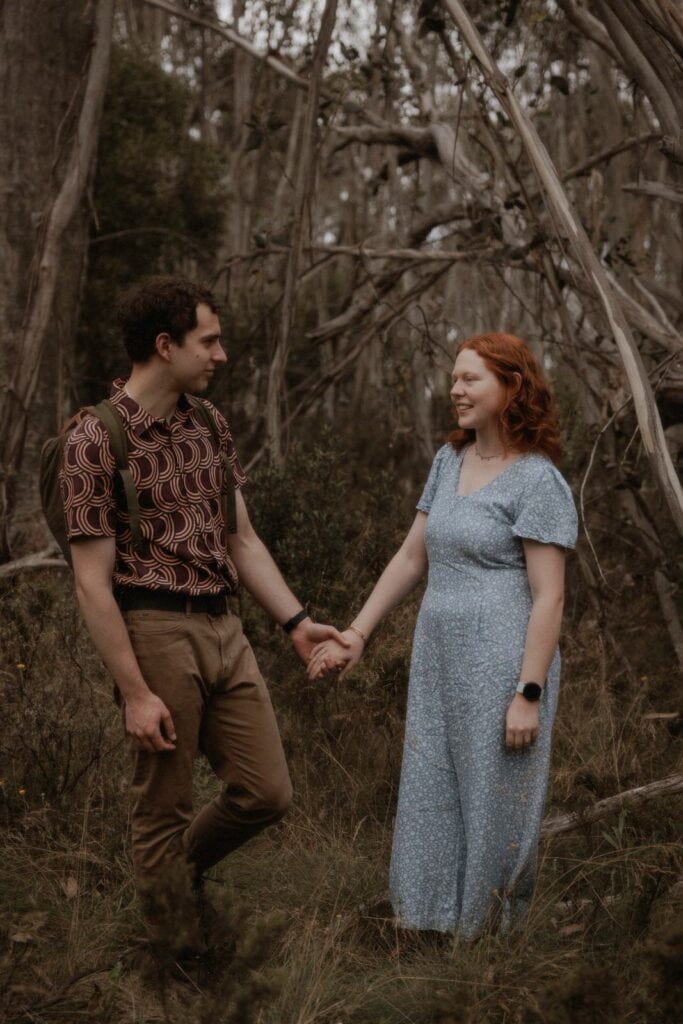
77;45;226;399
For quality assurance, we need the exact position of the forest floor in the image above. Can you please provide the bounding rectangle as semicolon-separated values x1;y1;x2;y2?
1;558;681;1023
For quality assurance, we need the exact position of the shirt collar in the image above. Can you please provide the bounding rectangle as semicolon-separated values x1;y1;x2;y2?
110;378;192;439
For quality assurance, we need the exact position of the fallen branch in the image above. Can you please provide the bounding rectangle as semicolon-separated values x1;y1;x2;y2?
541;773;683;838
0;548;68;578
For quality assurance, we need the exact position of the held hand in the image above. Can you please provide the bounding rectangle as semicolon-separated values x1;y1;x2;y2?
505;693;540;751
289;619;351;666
125;692;177;753
308;629;364;680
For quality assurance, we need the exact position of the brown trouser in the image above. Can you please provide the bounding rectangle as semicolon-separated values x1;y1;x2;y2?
122;608;292;883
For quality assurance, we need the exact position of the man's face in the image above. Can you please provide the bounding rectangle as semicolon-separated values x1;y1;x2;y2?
167;302;227;393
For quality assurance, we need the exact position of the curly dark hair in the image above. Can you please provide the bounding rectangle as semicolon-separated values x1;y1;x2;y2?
448;333;563;464
117;276;219;363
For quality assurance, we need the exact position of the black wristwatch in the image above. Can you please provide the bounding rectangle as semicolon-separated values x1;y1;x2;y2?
515;681;543;702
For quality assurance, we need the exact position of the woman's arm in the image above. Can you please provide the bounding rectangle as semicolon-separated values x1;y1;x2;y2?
505;539;566;750
308;511;429;678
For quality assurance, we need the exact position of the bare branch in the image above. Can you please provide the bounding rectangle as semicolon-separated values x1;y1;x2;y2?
622;178;683;203
593;0;680;148
0;548;68;578
440;0;683;531
331;124;437;155
551;264;683;355
265;0;339;463
541;773;683;838
222;242;496;265
555;0;621;63
561;132;661;181
141;0;382;125
141;0;312;92
89;227;207;251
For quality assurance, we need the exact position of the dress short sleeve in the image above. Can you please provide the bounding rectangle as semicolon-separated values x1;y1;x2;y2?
416;444;451;514
513;460;578;550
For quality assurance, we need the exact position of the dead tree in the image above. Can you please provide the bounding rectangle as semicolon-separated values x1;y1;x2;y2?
0;0;115;561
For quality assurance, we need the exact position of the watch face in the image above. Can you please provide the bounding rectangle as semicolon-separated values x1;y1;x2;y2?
522;683;543;701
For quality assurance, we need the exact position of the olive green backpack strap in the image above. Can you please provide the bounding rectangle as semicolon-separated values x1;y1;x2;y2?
187;396;237;535
90;400;144;554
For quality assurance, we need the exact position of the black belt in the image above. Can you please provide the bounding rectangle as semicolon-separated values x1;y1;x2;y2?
116;587;229;615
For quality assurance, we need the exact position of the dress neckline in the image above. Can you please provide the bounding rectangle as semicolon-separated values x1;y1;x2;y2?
454;445;528;498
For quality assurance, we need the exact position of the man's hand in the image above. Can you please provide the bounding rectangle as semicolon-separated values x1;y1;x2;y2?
307;630;364;680
505;693;540;751
125;692;177;753
289;619;350;665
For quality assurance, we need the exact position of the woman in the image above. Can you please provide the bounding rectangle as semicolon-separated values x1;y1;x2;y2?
308;333;578;939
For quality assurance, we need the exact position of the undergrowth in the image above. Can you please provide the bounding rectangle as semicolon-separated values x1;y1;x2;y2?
0;437;681;1022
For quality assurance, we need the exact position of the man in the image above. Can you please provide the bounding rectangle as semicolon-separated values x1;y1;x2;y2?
61;276;346;939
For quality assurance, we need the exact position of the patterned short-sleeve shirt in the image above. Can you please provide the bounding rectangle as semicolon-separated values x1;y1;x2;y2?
61;379;247;595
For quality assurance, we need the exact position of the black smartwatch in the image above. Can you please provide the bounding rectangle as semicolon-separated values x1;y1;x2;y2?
515;681;543;702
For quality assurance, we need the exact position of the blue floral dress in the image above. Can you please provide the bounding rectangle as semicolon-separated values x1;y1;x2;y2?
389;444;578;938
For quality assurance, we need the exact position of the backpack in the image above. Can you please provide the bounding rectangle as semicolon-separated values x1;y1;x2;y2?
39;396;237;566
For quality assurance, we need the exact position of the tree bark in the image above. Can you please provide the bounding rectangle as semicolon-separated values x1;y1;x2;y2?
593;1;680;152
0;0;115;561
264;0;339;464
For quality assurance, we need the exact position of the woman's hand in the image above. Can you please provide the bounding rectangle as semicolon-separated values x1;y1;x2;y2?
307;629;364;680
289;619;350;665
505;693;540;750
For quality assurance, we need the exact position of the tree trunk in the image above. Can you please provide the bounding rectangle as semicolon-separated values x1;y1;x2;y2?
265;0;339;464
0;0;115;561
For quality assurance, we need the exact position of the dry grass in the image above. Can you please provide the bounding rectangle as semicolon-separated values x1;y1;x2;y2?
1;517;681;1024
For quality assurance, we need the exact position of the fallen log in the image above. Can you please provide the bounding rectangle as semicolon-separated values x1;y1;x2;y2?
541;773;683;838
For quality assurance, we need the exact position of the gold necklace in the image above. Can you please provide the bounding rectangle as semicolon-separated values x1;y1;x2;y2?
474;444;503;461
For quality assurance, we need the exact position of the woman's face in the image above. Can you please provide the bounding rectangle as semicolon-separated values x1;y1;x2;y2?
450;348;507;433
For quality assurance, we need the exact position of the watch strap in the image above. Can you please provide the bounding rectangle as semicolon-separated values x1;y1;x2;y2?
282;609;310;634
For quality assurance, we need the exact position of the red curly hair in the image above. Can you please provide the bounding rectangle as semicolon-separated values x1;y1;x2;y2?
448;333;562;464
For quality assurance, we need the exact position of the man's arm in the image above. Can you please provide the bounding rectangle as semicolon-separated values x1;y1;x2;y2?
227;490;349;663
70;538;176;752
